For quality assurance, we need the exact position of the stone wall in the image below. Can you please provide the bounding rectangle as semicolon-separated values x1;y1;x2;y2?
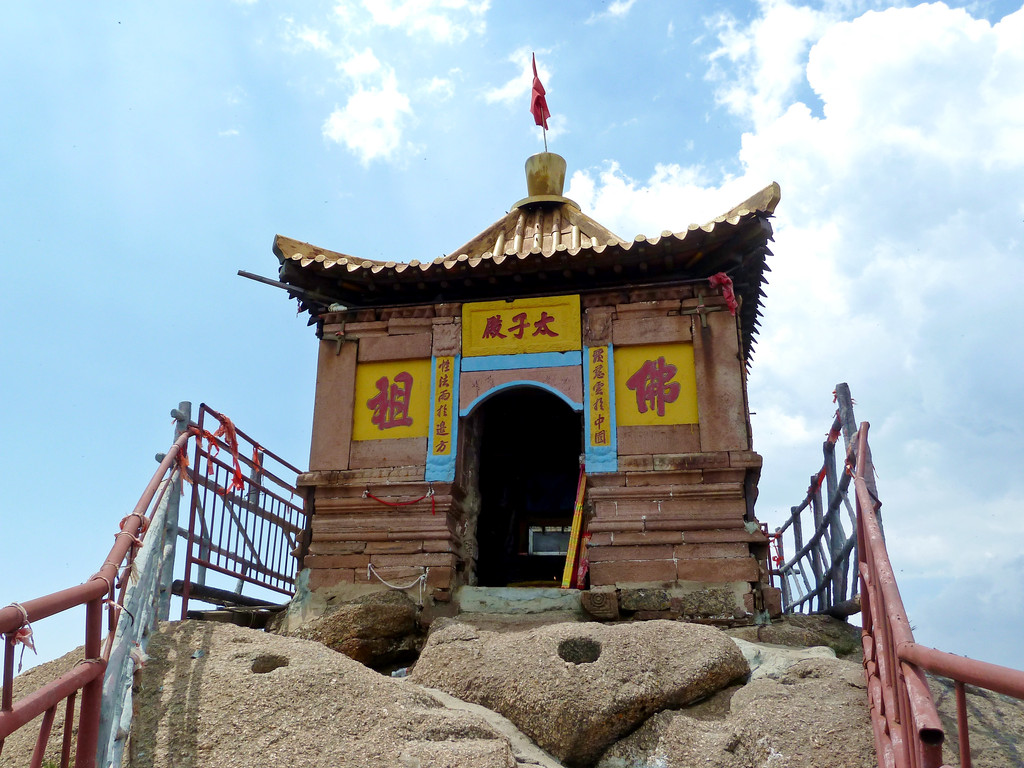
297;284;772;617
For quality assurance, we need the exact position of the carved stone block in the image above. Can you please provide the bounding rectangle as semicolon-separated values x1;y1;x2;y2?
581;587;619;620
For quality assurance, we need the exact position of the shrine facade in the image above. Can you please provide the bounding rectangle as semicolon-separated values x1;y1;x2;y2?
276;153;782;621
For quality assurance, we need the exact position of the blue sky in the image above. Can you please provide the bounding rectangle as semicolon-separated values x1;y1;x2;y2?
2;0;1022;670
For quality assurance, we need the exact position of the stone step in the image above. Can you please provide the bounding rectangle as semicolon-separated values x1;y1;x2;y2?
456;586;583;615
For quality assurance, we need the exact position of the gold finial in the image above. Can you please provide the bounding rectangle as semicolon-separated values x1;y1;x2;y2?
512;152;579;211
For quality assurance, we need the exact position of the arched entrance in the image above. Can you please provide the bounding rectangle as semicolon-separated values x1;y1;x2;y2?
473;387;582;587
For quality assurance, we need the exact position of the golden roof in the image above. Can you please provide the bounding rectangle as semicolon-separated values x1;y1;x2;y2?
272;156;780;360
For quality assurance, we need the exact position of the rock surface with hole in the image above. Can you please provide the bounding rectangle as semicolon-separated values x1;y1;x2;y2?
408;619;748;767
11;617;1024;768
129;620;523;768
727;613;863;659
597;655;875;768
284;588;423;669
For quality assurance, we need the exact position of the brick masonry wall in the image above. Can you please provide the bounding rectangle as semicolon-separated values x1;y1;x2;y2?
301;284;768;601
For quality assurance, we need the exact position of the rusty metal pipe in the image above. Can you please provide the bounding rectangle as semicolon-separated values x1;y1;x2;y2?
0;581;108;636
2;641;14;712
855;424;945;768
0;663;100;738
29;704;56;768
60;692;76;768
899;642;1024;700
901;662;944;764
954;681;971;768
0;432;192;636
73;600;104;768
185;560;294;594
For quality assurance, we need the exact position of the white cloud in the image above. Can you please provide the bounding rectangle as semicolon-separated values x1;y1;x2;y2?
586;0;640;24
543;113;568;142
340;47;382;81
286;23;338;54
423;76;455;100
571;2;1024;645
358;0;489;43
281;2;494;165
218;128;240;137
322;70;413;164
566;161;753;236
707;1;833;126
485;47;551;106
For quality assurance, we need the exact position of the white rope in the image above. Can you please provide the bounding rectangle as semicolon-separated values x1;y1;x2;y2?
366;564;429;606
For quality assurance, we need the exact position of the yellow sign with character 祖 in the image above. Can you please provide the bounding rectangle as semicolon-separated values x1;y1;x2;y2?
352;359;431;441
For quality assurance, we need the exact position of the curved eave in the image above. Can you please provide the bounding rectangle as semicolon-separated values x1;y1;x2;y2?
275;209;773;285
272;182;780;362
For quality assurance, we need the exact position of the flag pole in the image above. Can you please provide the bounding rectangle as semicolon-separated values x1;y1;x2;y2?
531;53;551;153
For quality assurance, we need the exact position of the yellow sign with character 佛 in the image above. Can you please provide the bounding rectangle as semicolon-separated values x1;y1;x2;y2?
613;343;698;426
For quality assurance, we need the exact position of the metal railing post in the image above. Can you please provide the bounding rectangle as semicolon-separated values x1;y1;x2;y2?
157;402;190;622
74;599;104;768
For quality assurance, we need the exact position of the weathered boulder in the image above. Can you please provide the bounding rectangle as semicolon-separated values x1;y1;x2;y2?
130;620;522;768
727;613;863;659
289;588;423;668
597;654;876;768
408;619;749;767
731;636;840;680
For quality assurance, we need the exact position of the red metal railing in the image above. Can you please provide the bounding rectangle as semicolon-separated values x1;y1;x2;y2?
1;405;307;767
179;404;305;617
0;431;191;768
852;421;1024;768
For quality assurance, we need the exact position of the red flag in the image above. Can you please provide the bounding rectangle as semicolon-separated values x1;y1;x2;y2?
530;53;550;130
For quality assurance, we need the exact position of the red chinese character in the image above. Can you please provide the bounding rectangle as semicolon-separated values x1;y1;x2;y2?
593;413;606;431
532;311;558;337
591;348;604;363
594;429;608;445
435;421;449;436
366;372;414;430
437;388;451;402
592;380;605;396
438;358;452;372
625;357;680;417
435;439;449;453
508;312;530;339
439;374;451;387
435;404;449;418
482;315;507;339
594;397;605;411
593;366;605;380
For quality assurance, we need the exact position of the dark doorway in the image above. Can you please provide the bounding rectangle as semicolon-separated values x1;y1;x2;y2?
475;388;582;587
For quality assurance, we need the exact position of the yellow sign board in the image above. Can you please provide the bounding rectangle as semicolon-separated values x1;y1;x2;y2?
462;295;581;357
352;359;431;441
431;356;456;455
587;346;612;447
614;343;698;426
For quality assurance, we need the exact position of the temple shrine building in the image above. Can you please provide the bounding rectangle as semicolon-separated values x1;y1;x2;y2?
276;152;782;622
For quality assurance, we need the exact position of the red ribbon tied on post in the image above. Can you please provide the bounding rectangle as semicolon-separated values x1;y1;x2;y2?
530;53;550;130
708;272;739;316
